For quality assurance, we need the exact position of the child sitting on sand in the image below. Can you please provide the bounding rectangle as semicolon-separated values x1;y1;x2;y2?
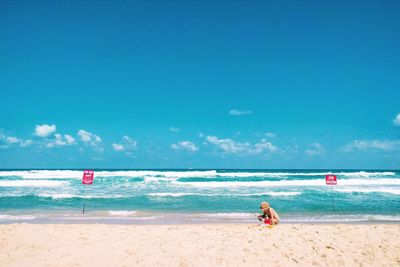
258;202;280;225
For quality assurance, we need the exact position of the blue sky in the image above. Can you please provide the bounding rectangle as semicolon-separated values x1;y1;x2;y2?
1;0;399;169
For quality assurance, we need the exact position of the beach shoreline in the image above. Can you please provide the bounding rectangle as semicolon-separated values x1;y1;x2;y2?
1;210;400;225
1;223;399;266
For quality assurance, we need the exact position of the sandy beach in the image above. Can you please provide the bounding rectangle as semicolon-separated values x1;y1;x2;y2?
1;223;399;267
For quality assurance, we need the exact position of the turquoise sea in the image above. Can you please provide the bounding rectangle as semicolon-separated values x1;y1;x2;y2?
1;169;399;224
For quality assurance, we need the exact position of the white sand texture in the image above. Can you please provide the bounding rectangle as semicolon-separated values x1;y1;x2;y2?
1;224;400;267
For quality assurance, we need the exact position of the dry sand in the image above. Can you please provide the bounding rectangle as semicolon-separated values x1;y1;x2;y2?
1;223;399;267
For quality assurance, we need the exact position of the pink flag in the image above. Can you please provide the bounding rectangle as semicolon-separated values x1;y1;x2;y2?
325;175;337;185
82;170;94;185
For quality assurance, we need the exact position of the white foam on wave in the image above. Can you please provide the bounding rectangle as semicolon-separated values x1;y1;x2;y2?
0;214;36;220
0;170;82;179
0;170;218;179
38;193;76;199
0;170;395;179
0;180;68;187
37;193;126;199
174;178;400;188
97;170;217;178
147;192;301;197
335;187;400;195
108;210;138;216
336;171;396;177
143;176;174;182
147;192;195;197
217;172;297;178
216;171;396;178
260;192;301;196
121;170;216;179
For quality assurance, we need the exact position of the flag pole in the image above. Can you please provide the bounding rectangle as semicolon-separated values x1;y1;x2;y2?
83;184;87;214
330;184;335;212
81;170;94;215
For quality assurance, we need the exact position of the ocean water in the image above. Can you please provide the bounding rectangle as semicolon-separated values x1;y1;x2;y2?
0;169;399;224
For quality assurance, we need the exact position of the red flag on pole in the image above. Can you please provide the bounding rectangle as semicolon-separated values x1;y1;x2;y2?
82;170;94;185
325;175;337;185
82;170;94;214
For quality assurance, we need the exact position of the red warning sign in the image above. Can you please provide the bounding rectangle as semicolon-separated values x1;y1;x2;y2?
325;175;337;185
82;170;94;185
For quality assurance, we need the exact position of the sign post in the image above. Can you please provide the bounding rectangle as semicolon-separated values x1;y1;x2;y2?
325;175;337;212
82;170;94;214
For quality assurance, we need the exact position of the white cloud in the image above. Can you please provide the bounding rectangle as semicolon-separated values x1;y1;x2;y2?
78;129;93;142
77;129;102;143
77;129;102;150
35;124;56;137
0;132;17;148
265;132;277;138
229;109;253;116
206;135;277;154
169;127;180;132
122;135;137;150
64;134;75;144
6;136;20;144
46;143;55;148
171;141;198;152
20;140;33;147
342;140;400;152
393;113;400;126
253;139;278;153
305;142;325;156
0;130;32;148
113;135;137;152
54;134;66;146
46;133;76;148
206;136;246;153
112;143;124;151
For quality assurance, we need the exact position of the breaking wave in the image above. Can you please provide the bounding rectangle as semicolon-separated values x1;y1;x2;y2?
173;178;400;188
